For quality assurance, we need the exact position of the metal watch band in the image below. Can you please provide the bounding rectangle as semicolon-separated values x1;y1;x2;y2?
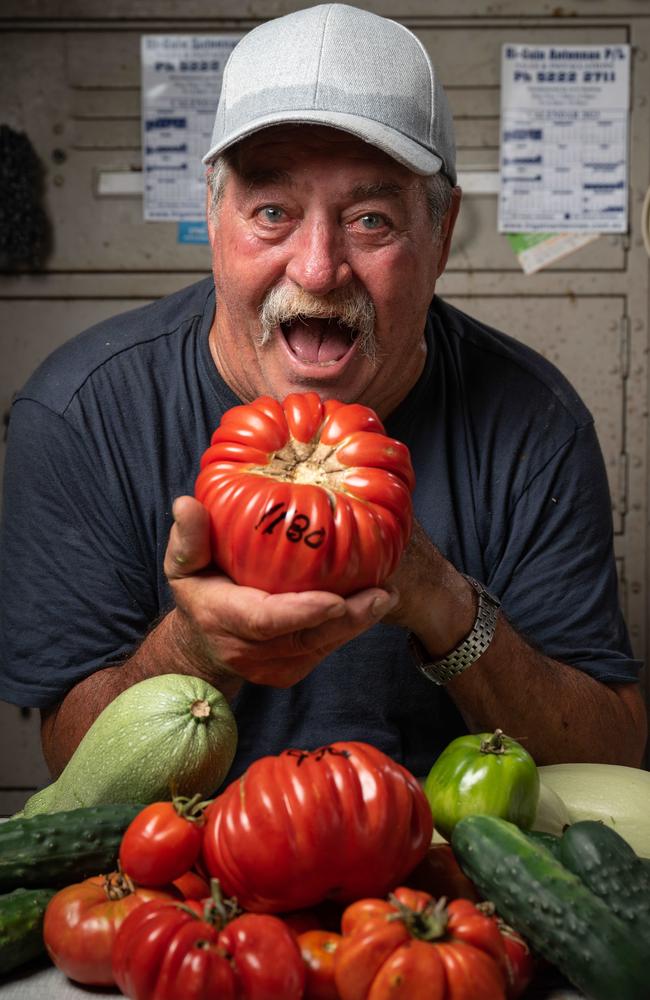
407;575;500;686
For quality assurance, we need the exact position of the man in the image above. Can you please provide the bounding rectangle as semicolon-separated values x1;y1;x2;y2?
0;5;646;785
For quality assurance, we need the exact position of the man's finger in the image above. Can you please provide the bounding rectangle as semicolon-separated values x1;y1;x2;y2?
164;495;212;579
237;587;399;654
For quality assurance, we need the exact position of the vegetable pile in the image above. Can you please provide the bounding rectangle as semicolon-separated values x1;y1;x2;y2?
3;396;649;997
2;726;650;999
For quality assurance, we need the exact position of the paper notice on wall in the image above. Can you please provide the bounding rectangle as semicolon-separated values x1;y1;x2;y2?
499;44;630;233
507;231;599;274
141;35;241;221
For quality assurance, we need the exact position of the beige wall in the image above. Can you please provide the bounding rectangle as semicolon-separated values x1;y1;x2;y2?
1;1;649;812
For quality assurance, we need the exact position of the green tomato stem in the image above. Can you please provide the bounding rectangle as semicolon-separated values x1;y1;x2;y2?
479;728;508;755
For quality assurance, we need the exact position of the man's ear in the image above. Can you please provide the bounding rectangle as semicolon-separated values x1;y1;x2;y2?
435;185;462;277
206;181;217;246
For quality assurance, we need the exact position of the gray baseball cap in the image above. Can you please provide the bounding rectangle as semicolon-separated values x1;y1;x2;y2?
202;4;456;184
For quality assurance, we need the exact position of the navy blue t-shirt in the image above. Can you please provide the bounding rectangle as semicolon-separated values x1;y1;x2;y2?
0;278;641;784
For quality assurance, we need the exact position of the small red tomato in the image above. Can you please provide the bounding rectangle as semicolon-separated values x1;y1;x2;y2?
172;869;211;900
502;925;536;999
43;871;178;985
119;793;210;886
476;902;537;999
298;929;343;1000
404;842;482;902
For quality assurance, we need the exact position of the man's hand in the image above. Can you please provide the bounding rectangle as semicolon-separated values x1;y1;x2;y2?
164;496;399;689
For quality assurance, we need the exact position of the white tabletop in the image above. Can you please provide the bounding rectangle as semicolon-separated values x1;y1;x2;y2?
0;964;114;998
0;961;584;999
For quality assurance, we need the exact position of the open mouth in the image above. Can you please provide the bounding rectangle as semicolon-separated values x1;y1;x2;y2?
280;316;359;366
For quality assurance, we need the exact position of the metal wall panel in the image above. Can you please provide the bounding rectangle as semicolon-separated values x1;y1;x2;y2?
1;3;648;810
444;295;627;531
0;298;153;500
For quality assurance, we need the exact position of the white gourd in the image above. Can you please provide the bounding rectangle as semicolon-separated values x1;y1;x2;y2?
538;763;650;857
531;780;572;836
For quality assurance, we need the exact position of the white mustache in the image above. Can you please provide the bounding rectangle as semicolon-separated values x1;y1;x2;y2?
258;283;377;362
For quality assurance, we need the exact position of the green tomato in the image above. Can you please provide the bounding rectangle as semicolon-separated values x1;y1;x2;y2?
423;729;539;840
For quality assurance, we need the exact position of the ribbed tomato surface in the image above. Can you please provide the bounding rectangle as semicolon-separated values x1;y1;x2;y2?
195;392;414;595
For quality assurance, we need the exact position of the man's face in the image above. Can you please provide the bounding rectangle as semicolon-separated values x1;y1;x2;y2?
207;125;459;418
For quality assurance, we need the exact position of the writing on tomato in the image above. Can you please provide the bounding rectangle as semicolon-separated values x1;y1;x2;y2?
195;391;415;595
201;741;433;913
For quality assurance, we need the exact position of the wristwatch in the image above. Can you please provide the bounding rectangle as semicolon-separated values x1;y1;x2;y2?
407;575;500;686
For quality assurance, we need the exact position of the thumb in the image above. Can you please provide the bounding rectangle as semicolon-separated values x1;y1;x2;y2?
164;495;213;580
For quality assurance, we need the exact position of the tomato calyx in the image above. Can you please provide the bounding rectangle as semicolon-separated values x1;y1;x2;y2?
195;879;243;930
102;869;139;901
285;745;351;766
478;728;511;755
476;901;532;954
385;893;452;941
138;879;243;932
170;790;213;826
253;438;345;489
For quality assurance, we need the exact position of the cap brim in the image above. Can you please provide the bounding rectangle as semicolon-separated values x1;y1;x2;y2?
202;109;445;177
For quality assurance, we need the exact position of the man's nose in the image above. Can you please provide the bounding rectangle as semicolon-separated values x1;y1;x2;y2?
285;218;352;295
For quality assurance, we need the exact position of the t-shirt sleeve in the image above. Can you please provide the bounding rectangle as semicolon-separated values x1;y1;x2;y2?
485;420;642;683
0;398;159;708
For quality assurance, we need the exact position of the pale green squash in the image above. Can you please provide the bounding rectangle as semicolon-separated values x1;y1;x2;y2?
21;674;238;818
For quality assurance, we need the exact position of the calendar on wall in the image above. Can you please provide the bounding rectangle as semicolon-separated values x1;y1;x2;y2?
498;44;630;233
140;35;241;222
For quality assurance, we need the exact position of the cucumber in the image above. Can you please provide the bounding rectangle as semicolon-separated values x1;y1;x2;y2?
558;820;650;948
21;674;237;817
0;803;145;892
525;829;562;859
0;887;55;975
451;814;648;1000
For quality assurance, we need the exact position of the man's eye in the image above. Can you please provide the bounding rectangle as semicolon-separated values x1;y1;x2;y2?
257;205;285;223
358;213;387;230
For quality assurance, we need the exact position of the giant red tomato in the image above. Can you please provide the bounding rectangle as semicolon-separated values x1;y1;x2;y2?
334;887;508;1000
202;741;433;913
112;896;305;1000
194;392;414;595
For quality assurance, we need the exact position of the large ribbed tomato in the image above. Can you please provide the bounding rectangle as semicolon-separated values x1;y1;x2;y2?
194;392;414;595
202;741;433;913
334;888;508;1000
112;896;305;1000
